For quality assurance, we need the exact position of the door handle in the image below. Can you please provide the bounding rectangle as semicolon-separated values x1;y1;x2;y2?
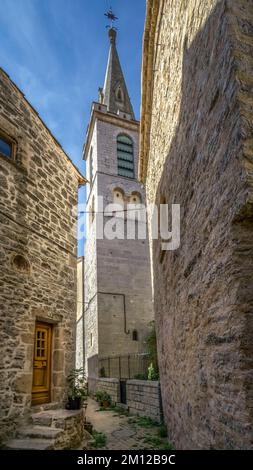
34;361;47;368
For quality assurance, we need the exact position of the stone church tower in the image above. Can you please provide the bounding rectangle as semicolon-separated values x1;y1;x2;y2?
83;28;153;379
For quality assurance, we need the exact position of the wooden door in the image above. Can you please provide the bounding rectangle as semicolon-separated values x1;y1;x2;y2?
32;322;52;405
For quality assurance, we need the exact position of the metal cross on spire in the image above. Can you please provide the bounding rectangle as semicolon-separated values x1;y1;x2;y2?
104;7;118;30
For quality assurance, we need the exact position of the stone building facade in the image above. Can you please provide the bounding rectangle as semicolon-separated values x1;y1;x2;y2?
84;29;153;379
140;0;253;449
0;67;85;443
76;256;84;370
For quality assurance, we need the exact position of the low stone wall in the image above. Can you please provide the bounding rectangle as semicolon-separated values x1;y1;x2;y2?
88;377;162;423
127;380;162;423
89;378;120;404
53;409;86;450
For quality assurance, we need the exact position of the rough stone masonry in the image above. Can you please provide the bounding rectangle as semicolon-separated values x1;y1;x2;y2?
0;67;85;443
140;0;253;449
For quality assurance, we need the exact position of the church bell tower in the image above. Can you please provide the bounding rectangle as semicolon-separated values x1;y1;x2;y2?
83;13;153;379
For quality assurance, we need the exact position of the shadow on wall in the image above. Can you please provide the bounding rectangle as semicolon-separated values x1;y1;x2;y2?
152;0;253;449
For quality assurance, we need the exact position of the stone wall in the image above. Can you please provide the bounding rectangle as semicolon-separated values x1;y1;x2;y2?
96;378;120;404
89;377;162;422
88;377;120;404
87;377;97;396
31;409;86;450
76;316;84;371
127;380;162;423
0;68;84;443
84;165;99;373
140;0;253;449
76;257;84;370
52;410;86;450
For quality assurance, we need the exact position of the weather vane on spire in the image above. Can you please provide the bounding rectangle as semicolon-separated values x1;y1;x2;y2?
104;6;118;30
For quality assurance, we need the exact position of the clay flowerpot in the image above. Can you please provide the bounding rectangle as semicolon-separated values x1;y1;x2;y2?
102;400;110;409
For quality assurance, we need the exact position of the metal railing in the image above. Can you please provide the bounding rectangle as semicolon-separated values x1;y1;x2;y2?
98;353;150;380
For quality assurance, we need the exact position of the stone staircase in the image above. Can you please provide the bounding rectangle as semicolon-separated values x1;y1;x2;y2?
4;407;86;450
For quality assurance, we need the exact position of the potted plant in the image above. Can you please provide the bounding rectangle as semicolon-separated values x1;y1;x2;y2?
95;390;111;409
66;367;87;410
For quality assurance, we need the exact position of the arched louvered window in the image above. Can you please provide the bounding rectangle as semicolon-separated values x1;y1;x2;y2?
117;135;134;179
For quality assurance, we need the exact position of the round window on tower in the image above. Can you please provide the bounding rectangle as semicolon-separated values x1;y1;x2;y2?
130;192;142;205
113;187;124;207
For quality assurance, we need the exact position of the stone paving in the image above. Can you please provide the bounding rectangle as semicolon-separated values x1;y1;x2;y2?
85;399;172;450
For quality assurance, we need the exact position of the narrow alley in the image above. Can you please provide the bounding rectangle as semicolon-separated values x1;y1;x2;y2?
85;399;172;451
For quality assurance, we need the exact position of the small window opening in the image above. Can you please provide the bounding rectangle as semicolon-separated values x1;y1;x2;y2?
89;196;95;225
113;188;124;207
0;133;13;159
132;330;138;341
117;88;123;101
12;254;30;273
130;192;141;205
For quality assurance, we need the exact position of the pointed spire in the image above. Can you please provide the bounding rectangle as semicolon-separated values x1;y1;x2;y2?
102;28;135;119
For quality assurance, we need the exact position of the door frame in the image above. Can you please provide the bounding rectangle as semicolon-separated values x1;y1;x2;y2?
31;321;53;406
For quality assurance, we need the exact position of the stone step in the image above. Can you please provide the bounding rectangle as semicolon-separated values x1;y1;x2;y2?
4;438;54;450
31;409;83;429
31;402;60;413
17;425;63;440
4;408;85;451
31;412;53;427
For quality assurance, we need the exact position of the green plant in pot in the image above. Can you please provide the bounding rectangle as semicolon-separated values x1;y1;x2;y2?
95;390;111;409
66;367;87;410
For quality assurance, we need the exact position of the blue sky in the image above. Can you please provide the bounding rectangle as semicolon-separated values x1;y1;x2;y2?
0;0;146;254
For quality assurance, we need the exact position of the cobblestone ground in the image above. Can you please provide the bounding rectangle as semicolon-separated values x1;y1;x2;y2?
85;399;172;450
